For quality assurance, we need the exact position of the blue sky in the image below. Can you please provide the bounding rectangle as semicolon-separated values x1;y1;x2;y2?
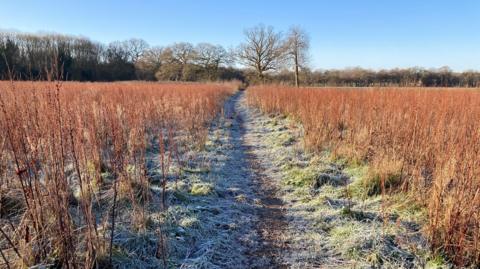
1;0;479;71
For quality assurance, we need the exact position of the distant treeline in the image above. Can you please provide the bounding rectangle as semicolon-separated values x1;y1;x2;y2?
0;32;242;81
271;67;480;87
1;31;479;87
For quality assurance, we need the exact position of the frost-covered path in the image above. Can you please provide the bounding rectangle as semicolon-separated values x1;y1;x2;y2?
233;91;290;268
171;90;289;268
209;90;290;268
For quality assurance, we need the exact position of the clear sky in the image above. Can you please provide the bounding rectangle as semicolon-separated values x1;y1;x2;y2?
1;0;479;71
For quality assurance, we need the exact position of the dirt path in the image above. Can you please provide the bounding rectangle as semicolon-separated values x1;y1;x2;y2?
171;90;290;268
217;90;288;268
231;91;289;268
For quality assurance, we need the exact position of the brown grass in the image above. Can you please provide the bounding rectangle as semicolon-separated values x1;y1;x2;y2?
0;81;237;267
247;85;480;267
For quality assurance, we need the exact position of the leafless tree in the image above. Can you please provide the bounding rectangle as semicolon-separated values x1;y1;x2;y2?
143;46;164;68
236;24;284;81
135;46;164;80
195;43;229;80
170;42;196;80
123;38;149;63
285;26;310;87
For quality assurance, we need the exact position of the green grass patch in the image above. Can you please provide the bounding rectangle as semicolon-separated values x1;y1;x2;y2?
425;253;449;268
387;193;427;223
179;216;200;228
347;160;403;199
181;166;210;174
363;172;402;196
329;222;362;244
190;183;213;196
344;162;369;180
283;166;317;187
267;132;296;147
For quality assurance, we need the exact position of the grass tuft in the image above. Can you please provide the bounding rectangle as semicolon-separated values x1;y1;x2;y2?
190;183;213;196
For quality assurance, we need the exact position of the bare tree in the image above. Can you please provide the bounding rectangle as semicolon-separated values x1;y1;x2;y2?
170;42;195;80
142;46;164;69
123;38;149;63
236;24;284;81
106;41;131;62
135;46;164;80
153;47;179;81
195;43;229;80
285;26;309;87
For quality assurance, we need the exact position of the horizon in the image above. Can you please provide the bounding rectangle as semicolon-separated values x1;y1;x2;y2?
1;0;479;72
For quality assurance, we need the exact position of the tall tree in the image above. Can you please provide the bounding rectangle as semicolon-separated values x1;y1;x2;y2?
170;42;195;81
123;38;149;63
236;24;284;81
285;26;310;87
102;41;136;80
195;43;229;80
136;46;164;80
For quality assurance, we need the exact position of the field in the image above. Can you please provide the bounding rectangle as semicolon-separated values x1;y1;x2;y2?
247;86;480;267
0;82;479;268
0;81;238;267
2;0;479;268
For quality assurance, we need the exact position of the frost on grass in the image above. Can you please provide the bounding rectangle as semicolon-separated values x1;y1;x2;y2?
110;91;440;268
156;93;262;268
243;97;437;268
102;92;264;268
189;182;213;196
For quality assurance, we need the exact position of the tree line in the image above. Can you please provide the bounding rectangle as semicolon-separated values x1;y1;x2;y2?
1;26;479;87
0;32;243;81
270;66;480;87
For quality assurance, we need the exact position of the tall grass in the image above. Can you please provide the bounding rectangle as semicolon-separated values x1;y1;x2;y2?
247;85;480;267
0;81;237;267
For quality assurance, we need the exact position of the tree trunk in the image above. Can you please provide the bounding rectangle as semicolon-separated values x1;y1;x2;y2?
257;67;264;83
294;52;299;87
